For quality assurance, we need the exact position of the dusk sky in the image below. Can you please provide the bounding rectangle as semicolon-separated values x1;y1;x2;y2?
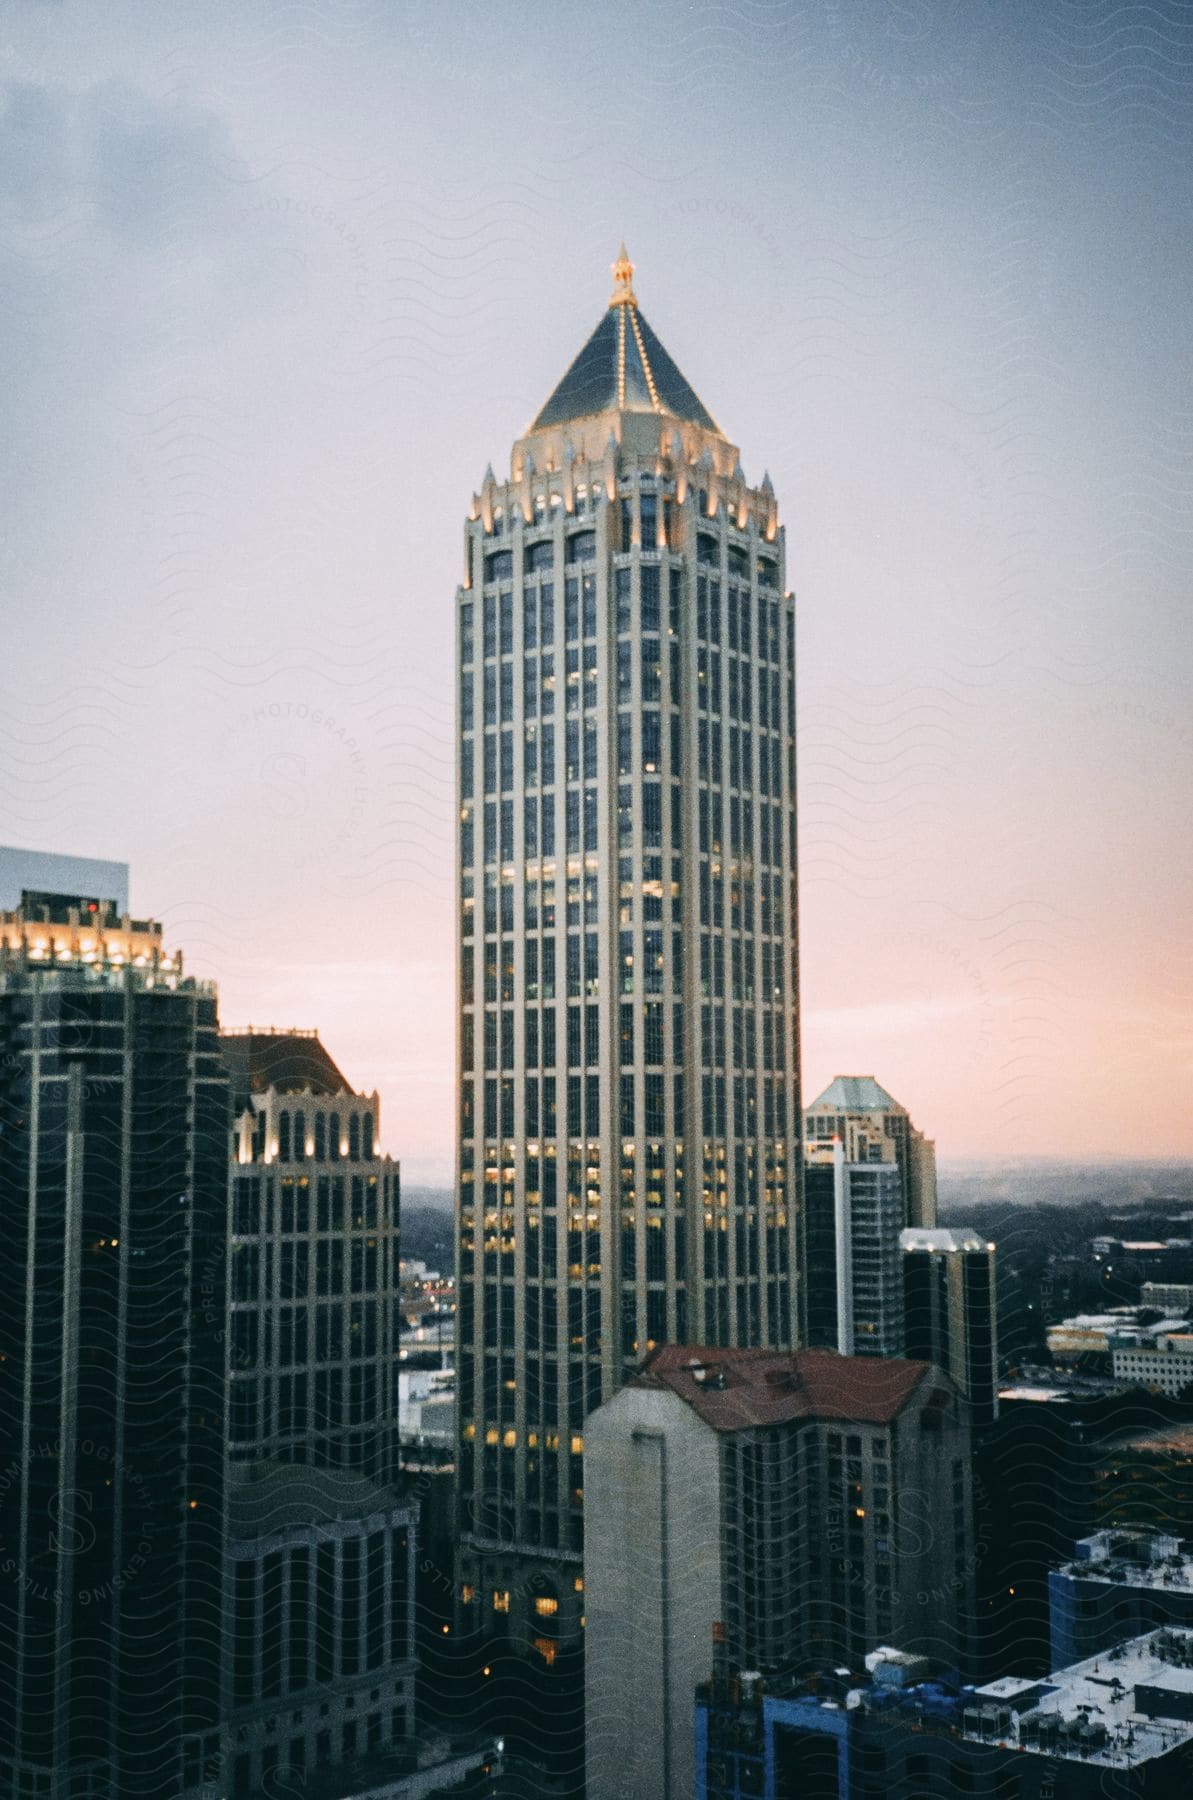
2;1;1191;1181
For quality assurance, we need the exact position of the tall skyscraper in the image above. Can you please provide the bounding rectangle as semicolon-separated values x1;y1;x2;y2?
456;250;801;1637
0;884;228;1800
804;1075;937;1228
804;1076;938;1353
816;1143;906;1357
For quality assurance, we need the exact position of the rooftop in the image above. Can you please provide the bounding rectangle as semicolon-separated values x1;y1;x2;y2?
635;1344;933;1432
961;1628;1193;1767
707;1634;1193;1769
998;1364;1130;1403
296;1729;499;1800
220;1026;352;1103
1108;1422;1193;1457
529;245;720;435
1059;1528;1193;1593
0;846;129;914
805;1075;906;1115
900;1228;988;1255
1048;1309;1190;1345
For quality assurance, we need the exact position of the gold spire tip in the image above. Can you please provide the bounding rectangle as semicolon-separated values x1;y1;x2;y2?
609;242;636;308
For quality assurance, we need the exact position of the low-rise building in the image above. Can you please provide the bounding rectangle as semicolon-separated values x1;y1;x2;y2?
1094;1423;1193;1534
399;1367;455;1451
1047;1310;1189;1365
1113;1333;1193;1397
1141;1281;1193;1315
1049;1528;1193;1666
585;1346;974;1800
697;1630;1193;1798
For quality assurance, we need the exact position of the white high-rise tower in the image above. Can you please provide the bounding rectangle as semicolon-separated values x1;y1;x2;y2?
455;250;801;1649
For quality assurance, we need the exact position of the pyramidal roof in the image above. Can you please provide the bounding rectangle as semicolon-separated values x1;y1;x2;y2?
807;1075;906;1115
530;245;721;435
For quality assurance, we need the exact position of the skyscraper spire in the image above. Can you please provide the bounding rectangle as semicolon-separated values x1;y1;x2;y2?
609;241;636;307
454;266;798;1655
529;246;720;434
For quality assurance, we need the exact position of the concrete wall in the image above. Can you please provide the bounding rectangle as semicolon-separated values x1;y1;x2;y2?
585;1386;724;1800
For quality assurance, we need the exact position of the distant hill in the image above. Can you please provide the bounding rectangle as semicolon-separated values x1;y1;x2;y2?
400;1169;1193;1220
396;1165;1193;1281
938;1160;1193;1211
400;1185;453;1212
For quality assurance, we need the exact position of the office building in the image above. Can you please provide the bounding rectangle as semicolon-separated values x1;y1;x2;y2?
584;1344;974;1800
804;1075;937;1228
0;885;228;1800
803;1078;937;1355
1113;1332;1193;1397
696;1630;1193;1798
1141;1281;1193;1314
223;1464;417;1795
1049;1528;1193;1667
455;249;801;1630
220;1029;415;1799
0;845;129;913
902;1226;999;1426
805;1144;904;1356
223;1027;399;1476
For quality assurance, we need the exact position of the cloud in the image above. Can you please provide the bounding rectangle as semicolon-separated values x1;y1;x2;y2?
0;77;241;241
0;76;287;555
806;991;1001;1040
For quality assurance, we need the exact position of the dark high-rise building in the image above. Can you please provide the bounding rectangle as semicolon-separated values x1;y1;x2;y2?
803;1077;938;1354
222;1465;417;1795
804;1143;905;1357
902;1227;999;1428
455;249;802;1638
222;1027;399;1477
0;886;228;1800
218;1029;414;1797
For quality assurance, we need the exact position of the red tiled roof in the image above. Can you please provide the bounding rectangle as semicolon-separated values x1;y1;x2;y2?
634;1344;931;1431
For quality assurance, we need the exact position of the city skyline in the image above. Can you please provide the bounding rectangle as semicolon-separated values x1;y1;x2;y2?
3;3;1192;1179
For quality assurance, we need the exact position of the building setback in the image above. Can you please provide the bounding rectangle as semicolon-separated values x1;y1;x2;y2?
584;1344;975;1800
455;250;802;1638
0;887;228;1800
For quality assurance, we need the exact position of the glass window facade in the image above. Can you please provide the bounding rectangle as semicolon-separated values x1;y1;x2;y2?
457;407;799;1619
